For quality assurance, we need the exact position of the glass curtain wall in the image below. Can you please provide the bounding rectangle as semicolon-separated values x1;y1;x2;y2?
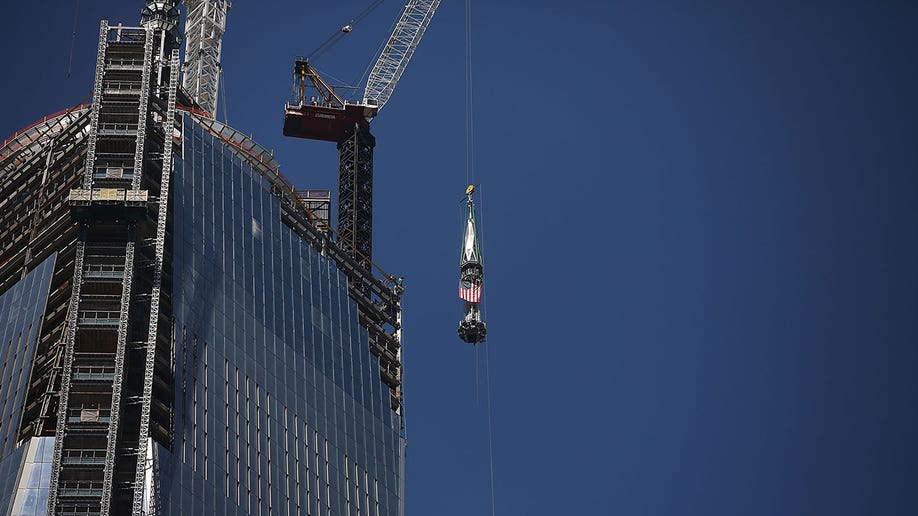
0;255;56;459
0;256;56;514
158;114;401;516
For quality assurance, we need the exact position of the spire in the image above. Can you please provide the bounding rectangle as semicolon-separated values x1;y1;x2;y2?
457;185;486;344
460;188;482;271
141;1;180;31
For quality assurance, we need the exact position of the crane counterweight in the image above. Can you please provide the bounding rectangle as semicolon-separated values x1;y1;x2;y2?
283;103;375;142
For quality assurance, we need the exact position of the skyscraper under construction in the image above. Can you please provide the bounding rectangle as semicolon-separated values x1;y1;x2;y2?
0;2;405;515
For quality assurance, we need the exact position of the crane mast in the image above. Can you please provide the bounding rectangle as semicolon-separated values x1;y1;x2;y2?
182;0;230;117
363;0;441;112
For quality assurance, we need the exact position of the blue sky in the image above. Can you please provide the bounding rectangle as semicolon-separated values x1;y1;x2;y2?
3;1;918;515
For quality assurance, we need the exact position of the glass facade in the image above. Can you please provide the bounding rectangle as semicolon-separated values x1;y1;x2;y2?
155;113;402;515
0;255;55;516
0;255;56;460
7;437;53;516
0;445;26;514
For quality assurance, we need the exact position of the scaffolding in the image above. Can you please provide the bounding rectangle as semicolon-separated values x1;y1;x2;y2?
44;7;180;513
295;189;332;234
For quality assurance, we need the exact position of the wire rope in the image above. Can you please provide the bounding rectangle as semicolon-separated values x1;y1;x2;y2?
485;337;496;516
464;1;494;512
353;14;397;104
67;0;81;78
220;68;228;124
465;0;475;186
307;0;386;62
312;64;356;93
480;184;496;516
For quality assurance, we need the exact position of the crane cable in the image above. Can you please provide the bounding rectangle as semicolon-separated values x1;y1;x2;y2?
220;68;229;125
465;0;475;187
480;187;496;516
67;0;81;78
354;11;401;103
306;0;386;62
464;0;496;514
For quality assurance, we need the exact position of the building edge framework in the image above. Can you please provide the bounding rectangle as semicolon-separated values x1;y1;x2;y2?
0;3;405;516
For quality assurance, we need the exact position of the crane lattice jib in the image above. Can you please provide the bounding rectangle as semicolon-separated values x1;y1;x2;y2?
363;0;441;111
182;0;230;117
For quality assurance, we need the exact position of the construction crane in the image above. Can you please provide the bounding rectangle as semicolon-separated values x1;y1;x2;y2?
283;0;441;263
182;0;231;117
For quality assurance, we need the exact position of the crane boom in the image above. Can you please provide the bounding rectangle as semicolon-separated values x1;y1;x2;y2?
362;0;441;111
182;0;231;117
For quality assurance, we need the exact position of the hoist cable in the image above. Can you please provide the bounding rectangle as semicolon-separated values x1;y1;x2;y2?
465;1;494;510
220;68;229;125
480;184;496;516
485;340;496;516
307;0;386;62
465;0;475;186
354;13;398;103
67;0;81;78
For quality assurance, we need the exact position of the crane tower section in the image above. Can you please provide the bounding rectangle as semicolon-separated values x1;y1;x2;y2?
182;0;230;117
283;0;440;267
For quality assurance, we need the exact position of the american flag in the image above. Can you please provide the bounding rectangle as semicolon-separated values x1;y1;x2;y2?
458;279;482;303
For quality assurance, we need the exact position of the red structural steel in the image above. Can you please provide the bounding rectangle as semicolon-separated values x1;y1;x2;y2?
0;103;90;165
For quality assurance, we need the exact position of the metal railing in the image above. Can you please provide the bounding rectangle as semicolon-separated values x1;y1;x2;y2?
106;57;144;70
62;449;108;465
59;481;104;497
77;311;121;326
66;407;112;424
72;365;116;381
93;167;134;180
97;123;139;136
83;263;126;279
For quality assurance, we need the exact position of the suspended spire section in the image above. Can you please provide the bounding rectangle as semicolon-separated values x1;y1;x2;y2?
142;0;181;31
182;0;231;117
460;188;482;269
458;185;486;344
